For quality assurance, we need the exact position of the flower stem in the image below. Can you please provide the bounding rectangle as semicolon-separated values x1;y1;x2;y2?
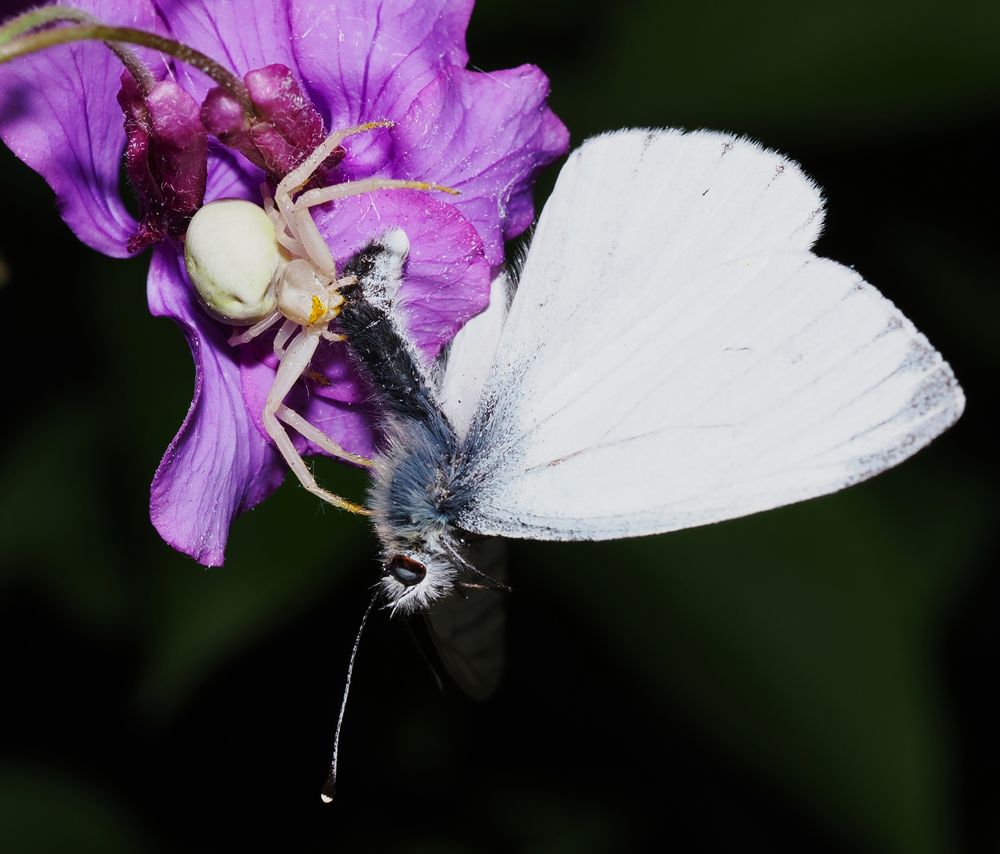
0;21;253;117
0;6;94;45
0;7;155;93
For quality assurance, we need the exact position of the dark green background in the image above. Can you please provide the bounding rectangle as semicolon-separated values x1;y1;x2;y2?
1;1;997;851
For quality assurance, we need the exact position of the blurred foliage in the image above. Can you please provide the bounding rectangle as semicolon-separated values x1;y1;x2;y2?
0;0;998;852
531;469;990;854
474;0;1000;138
0;764;151;854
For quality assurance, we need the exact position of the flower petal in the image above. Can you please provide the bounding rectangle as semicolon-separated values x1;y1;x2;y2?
394;64;569;265
290;0;472;126
152;0;298;100
204;145;264;203
147;246;283;566
0;0;160;257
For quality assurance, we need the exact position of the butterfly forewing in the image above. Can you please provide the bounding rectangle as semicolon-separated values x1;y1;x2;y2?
452;129;964;540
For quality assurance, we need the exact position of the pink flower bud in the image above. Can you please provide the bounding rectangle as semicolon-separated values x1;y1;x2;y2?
118;73;207;253
201;64;344;182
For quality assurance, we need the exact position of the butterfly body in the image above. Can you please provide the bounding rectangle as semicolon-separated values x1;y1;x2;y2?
339;240;482;610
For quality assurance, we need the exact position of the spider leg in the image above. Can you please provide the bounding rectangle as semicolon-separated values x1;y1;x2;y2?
275;223;305;257
294;178;459;212
284;177;454;276
274;122;400;276
263;328;370;515
273;319;299;360
276;404;373;468
228;309;282;346
292;206;337;279
263;189;304;255
275;121;394;220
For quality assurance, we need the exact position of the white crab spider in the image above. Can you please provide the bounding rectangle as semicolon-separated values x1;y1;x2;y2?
184;121;456;514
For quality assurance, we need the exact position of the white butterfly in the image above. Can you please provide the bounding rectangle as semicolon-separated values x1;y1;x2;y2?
339;127;965;616
320;126;965;801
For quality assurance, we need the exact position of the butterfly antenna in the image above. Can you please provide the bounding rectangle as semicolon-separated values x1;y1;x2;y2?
320;591;379;804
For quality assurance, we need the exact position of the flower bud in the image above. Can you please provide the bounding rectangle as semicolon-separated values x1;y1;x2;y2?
201;64;344;182
118;73;207;253
184;199;280;323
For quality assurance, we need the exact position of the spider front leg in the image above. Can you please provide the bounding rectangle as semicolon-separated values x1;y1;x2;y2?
274;121;394;226
294;178;459;212
273;121;456;278
282;175;454;281
263;327;372;514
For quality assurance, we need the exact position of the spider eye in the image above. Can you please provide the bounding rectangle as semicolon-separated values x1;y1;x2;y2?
387;555;426;587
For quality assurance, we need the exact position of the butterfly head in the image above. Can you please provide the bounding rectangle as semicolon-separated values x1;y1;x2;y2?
378;538;461;614
378;528;509;615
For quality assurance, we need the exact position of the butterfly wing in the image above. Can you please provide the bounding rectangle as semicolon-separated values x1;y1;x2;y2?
437;273;513;440
425;538;508;700
453;129;964;540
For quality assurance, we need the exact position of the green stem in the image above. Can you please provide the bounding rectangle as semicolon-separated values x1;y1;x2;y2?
0;6;92;45
0;21;253;116
0;7;155;93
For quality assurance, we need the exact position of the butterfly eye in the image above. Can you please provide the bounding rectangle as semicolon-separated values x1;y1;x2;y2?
387;555;427;587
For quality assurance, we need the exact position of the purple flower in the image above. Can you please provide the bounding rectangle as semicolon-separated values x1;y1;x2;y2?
0;0;568;565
